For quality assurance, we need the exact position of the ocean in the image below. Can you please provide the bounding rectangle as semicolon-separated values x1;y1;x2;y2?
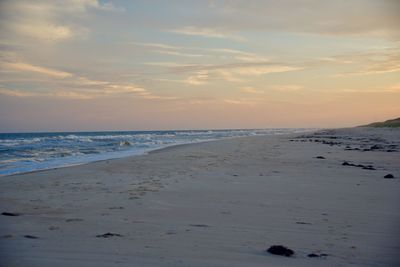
0;129;311;176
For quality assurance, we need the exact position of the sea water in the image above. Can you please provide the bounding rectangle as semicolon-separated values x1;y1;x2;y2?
0;129;311;176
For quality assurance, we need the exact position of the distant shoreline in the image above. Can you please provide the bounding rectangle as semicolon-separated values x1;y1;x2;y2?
0;128;315;177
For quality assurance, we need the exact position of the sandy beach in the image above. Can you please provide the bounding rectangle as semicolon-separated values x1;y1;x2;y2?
0;127;399;267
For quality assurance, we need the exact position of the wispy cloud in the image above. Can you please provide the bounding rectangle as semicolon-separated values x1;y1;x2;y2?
148;61;302;85
153;50;205;58
159;61;301;75
13;23;74;42
129;42;205;57
232;65;300;75
240;86;264;94
154;63;300;86
0;59;176;100
223;98;260;105
0;85;155;100
207;0;400;40
1;61;73;78
348;83;400;93
0;82;149;100
210;48;268;62
318;57;353;64
65;0;121;12
337;68;400;77
185;70;209;85
388;83;400;92
154;71;211;86
166;26;245;41
271;85;304;91
0;87;37;97
129;42;183;50
130;42;261;61
322;47;400;77
143;62;192;68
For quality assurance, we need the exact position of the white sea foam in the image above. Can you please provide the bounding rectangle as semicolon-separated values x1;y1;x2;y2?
0;129;314;176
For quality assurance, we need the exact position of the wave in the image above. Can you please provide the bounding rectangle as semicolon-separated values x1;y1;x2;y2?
0;128;314;176
119;140;132;147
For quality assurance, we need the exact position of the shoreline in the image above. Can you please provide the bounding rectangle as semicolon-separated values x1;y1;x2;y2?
2;130;316;178
1;127;399;267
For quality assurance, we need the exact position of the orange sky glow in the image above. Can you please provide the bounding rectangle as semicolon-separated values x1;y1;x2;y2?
0;0;399;132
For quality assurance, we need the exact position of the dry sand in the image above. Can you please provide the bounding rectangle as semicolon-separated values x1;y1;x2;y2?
1;127;399;267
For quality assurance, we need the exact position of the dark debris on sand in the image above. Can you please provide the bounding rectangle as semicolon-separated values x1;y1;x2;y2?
384;174;395;179
266;245;295;257
342;161;376;170
295;221;312;225
2;212;20;216
189;224;211;228
96;232;123;238
308;253;328;258
293;130;399;154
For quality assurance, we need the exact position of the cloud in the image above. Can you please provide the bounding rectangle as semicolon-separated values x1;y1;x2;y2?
339;87;400;94
155;63;299;86
0;82;175;100
239;84;304;94
0;85;149;100
153;50;205;58
205;63;301;83
210;48;268;62
129;42;205;57
129;42;184;50
388;83;400;92
210;48;254;56
240;87;264;94
232;65;300;76
162;61;301;75
166;26;245;41
271;85;304;91
143;62;191;68
206;0;400;40
215;69;244;82
223;98;259;105
0;82;149;100
62;0;119;12
337;67;400;77
1;61;73;78
0;59;176;100
147;61;302;85
185;70;209;85
0;0;119;43
318;57;353;64
0;87;37;97
185;97;217;105
332;47;400;76
75;77;109;86
155;71;211;86
13;23;73;42
130;42;261;61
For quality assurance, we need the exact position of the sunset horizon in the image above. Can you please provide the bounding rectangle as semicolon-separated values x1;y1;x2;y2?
1;0;399;132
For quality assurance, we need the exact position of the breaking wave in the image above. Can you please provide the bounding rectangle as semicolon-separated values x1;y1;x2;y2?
0;128;313;176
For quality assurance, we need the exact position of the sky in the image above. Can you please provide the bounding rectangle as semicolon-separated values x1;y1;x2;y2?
0;0;399;132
